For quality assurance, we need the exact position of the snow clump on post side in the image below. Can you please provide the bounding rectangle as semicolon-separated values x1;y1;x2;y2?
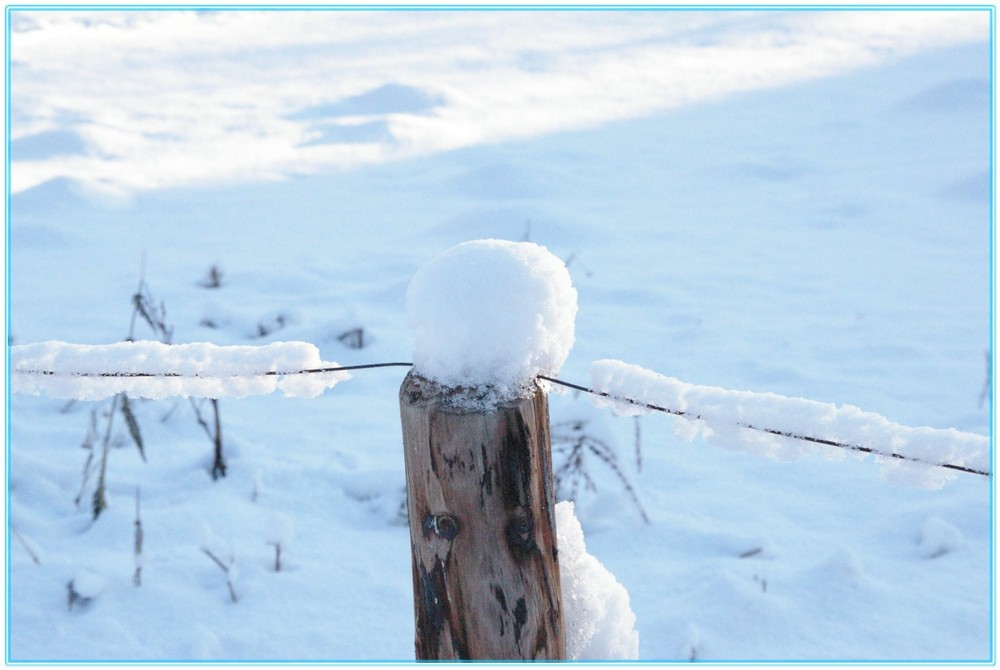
556;500;640;660
406;239;577;405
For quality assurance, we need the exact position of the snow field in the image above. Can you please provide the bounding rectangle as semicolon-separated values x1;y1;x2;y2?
7;10;991;663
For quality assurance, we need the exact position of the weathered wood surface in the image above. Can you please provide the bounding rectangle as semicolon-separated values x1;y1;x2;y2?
399;371;565;660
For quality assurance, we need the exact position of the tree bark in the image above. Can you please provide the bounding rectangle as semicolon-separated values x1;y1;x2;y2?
399;371;565;660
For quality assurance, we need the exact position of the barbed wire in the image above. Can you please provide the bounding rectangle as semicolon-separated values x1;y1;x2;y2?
22;361;415;378
537;375;989;478
14;361;989;477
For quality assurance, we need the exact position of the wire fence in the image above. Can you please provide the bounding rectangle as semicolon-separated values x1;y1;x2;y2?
12;357;990;479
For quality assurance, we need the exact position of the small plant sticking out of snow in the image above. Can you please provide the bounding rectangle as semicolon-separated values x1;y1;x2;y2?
133;487;144;587
202;547;239;604
563;251;594;278
406;239;577;404
201;529;239;604
265;513;295;572
251;470;265;503
679;624;706;662
199;264;224;289
66;571;107;611
552;416;649;524
267;541;283;572
119;394;146;463
254;312;291;339
11;525;41;566
129;271;174;345
337;327;366;350
92;397;117;519
190;398;226;480
916;516;965;559
73;265;173;519
73;409;99;510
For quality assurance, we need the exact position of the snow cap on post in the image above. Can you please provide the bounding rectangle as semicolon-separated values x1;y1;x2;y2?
406;239;577;403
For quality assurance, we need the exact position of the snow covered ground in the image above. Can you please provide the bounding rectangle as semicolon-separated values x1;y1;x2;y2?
6;7;993;662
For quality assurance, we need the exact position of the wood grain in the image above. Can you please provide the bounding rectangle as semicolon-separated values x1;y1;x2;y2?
399;371;565;660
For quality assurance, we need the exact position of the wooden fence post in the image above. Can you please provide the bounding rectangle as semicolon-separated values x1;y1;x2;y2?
399;371;565;660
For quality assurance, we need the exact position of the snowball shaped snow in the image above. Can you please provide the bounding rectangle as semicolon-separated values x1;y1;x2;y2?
556;501;639;660
406;239;578;400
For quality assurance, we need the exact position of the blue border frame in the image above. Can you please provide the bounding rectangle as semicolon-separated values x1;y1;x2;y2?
1;3;997;9
5;3;13;667
3;3;996;665
990;5;996;666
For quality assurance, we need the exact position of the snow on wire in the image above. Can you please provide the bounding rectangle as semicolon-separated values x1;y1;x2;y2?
574;359;989;489
11;340;354;400
11;341;989;488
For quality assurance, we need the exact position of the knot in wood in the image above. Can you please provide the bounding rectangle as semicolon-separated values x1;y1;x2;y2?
505;511;537;558
422;513;460;541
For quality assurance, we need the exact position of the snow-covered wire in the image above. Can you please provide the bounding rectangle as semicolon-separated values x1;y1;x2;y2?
15;361;414;378
539;375;989;478
10;340;356;400
11;341;988;479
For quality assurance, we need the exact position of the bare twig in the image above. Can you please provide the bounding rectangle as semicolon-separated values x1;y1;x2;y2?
201;547;229;572
268;541;282;572
133;487;143;587
199;264;224;289
66;581;82;611
552;419;650;524
74;409;99;509
128;268;173;344
201;547;238;603
69;261;177;515
159;399;182;423
189;398;226;480
210;399;225;480
120;394;146;463
93;394;121;520
189;398;214;440
11;525;41;565
337;327;365;349
563;252;594;278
